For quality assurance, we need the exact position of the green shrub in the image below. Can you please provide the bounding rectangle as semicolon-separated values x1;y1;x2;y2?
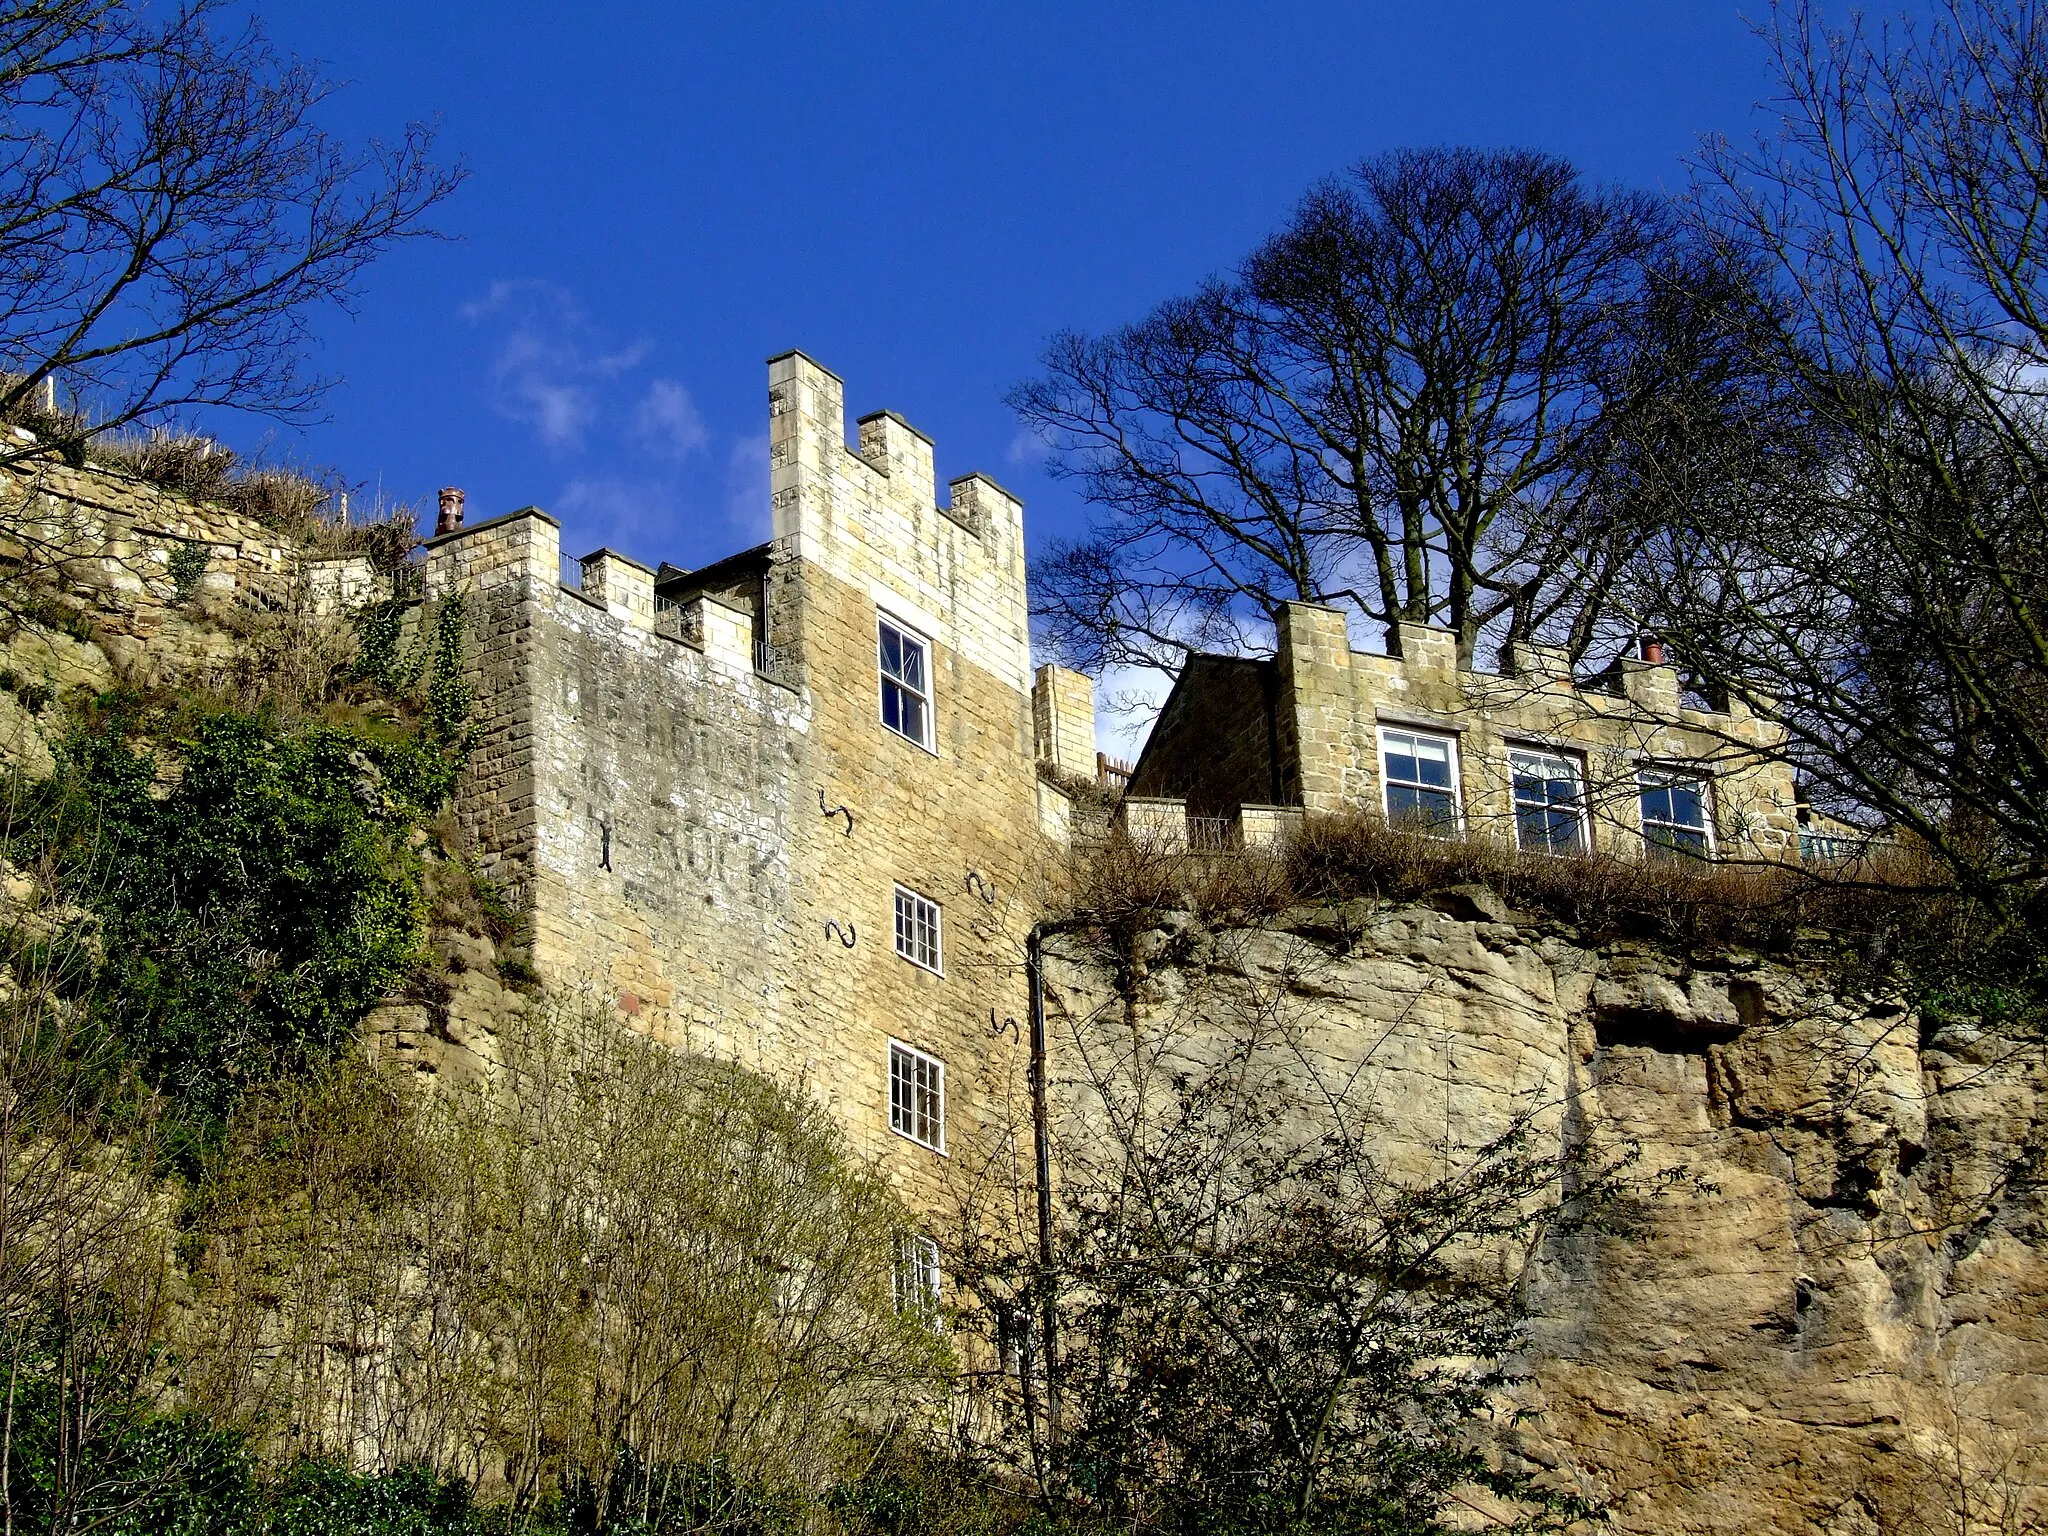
352;596;421;696
167;540;210;601
19;699;464;1148
0;1367;257;1536
554;1448;786;1536
1;1377;495;1536
262;1460;482;1535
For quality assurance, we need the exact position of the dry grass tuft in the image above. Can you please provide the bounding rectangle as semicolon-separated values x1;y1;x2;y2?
57;427;421;572
1060;811;1960;968
1318;814;1962;953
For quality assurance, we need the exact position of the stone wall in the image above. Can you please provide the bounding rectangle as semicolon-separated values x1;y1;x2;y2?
429;355;1053;1221
765;352;1043;1214
0;452;385;772
1032;663;1097;779
1037;897;2048;1535
1128;653;1280;814
426;507;811;1077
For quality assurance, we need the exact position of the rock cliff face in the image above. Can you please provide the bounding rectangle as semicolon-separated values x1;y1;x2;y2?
1037;894;2048;1535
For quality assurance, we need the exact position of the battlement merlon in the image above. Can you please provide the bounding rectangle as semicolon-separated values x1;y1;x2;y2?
580;547;655;630
425;506;561;597
856;410;936;502
947;471;1023;541
677;591;754;673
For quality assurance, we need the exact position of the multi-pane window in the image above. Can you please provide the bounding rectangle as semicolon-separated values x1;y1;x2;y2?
1800;830;1850;864
878;617;931;747
893;886;942;972
889;1041;945;1152
1380;727;1459;834
1510;748;1586;855
893;1233;942;1317
995;1302;1027;1377
1639;769;1713;860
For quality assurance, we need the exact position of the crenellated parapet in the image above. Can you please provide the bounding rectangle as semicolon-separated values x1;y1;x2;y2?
767;350;1030;697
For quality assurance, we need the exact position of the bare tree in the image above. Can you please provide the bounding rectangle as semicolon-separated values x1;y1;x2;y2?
955;908;1641;1534
1014;147;1753;676
185;995;948;1521
1623;0;2048;919
0;0;459;601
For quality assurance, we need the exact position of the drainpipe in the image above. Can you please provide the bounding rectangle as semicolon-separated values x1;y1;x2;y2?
1026;926;1061;1448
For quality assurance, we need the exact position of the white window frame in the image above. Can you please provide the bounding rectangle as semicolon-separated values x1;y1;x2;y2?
877;614;934;751
1800;829;1851;864
1637;767;1716;861
893;885;943;974
1507;745;1588;856
888;1039;946;1153
1377;725;1463;835
893;1232;942;1317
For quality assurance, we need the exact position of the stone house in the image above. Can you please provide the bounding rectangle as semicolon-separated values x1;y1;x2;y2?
1127;600;1807;862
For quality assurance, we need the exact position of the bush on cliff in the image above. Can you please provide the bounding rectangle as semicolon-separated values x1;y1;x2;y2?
0;587;474;1152
9;700;456;1148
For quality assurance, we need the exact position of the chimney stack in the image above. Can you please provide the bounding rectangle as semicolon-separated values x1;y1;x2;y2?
436;486;465;536
1638;636;1666;665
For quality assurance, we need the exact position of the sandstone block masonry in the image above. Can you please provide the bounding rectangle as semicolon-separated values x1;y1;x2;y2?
427;353;1084;1219
0;441;378;744
1132;601;1804;861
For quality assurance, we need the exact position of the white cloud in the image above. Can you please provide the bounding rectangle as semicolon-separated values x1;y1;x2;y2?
1094;662;1172;762
462;279;650;453
635;379;710;461
557;475;669;553
1006;423;1050;468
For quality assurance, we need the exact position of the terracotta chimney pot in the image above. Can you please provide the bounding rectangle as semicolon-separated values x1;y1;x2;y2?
436;486;465;536
1639;636;1666;665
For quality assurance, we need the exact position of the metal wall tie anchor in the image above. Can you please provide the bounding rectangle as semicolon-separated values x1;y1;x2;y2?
964;870;996;905
988;1008;1020;1042
817;788;854;836
823;919;856;948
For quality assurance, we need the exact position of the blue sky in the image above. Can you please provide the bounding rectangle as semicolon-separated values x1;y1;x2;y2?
246;2;1784;739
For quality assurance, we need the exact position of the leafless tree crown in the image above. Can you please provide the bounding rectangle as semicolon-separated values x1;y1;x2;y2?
0;0;461;465
1014;146;1757;674
1626;0;2048;911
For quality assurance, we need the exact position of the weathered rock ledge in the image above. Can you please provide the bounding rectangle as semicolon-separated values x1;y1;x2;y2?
1037;896;2048;1535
